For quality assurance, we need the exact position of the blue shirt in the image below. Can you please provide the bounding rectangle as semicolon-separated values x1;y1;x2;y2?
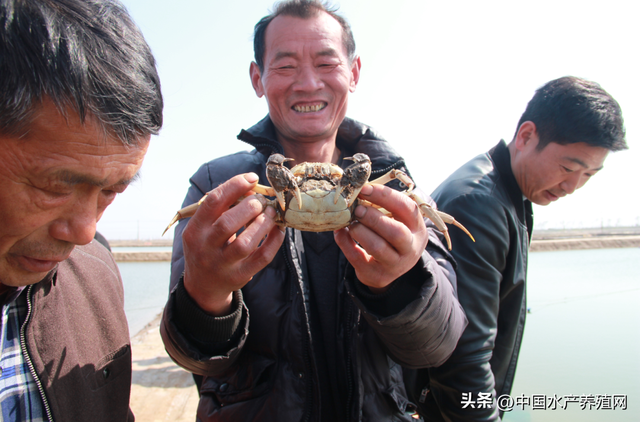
0;287;48;421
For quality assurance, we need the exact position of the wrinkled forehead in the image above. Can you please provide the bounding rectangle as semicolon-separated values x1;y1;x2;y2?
4;96;148;148
264;12;349;59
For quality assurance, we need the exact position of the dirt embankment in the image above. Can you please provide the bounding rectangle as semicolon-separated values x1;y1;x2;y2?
529;227;640;252
110;227;640;261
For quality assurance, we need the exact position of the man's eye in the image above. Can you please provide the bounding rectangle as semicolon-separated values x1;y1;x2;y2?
38;185;71;197
101;189;119;203
45;190;71;197
104;185;127;196
562;166;574;173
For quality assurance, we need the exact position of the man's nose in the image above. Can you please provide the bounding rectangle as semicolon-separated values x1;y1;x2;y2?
49;200;99;246
560;173;583;195
294;65;324;91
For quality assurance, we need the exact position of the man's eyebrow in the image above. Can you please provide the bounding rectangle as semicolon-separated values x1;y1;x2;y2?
55;170;141;187
315;48;340;58
273;51;298;61
272;48;340;62
565;157;604;172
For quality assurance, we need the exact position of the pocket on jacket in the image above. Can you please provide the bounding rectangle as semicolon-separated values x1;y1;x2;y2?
199;354;275;406
83;344;131;390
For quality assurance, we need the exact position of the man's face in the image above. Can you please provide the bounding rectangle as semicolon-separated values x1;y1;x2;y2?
250;12;360;144
0;100;149;288
512;124;609;205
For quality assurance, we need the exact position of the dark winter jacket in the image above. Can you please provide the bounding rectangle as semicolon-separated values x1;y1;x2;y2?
406;140;533;421
23;240;134;422
161;116;467;421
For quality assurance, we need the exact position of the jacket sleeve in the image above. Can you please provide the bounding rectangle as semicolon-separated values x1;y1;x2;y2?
160;283;249;376
345;194;468;369
422;192;511;422
161;162;249;376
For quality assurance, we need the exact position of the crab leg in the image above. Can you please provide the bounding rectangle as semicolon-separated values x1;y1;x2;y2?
407;192;475;250
162;183;278;236
359;194;474;251
367;169;415;192
359;167;475;250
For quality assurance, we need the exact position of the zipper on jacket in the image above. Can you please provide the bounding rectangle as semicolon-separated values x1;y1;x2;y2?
281;232;315;422
369;160;408;178
239;139;283;157
344;301;354;422
20;285;54;422
300;298;314;422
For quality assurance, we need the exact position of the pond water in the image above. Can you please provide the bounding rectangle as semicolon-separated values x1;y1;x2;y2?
117;247;640;420
505;248;640;421
119;260;170;336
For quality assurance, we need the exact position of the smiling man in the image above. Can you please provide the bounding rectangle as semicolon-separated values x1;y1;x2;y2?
160;1;466;421
405;76;627;421
0;0;162;420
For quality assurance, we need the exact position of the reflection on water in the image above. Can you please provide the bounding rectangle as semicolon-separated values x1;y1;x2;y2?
115;248;640;420
118;261;170;336
505;248;640;422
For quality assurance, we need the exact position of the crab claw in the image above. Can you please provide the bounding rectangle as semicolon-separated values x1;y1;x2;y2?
266;153;302;210
336;153;372;205
334;185;345;204
273;187;302;211
294;186;302;210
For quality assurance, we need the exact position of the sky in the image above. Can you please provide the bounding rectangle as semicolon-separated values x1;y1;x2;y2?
97;0;640;240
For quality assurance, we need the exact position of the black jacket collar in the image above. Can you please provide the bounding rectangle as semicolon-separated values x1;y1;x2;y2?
236;115;408;177
489;140;534;238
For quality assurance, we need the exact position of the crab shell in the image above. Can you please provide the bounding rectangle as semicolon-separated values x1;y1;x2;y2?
281;183;356;231
270;158;370;232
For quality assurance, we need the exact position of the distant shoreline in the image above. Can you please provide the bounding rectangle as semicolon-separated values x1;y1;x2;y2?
529;226;640;252
110;227;640;261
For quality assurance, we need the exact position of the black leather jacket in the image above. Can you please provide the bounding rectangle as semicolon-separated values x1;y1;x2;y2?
160;116;467;421
407;140;533;421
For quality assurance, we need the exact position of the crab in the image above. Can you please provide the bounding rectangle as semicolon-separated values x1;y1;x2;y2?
163;153;474;250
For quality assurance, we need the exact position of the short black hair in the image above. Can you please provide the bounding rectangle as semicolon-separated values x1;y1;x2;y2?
514;76;627;152
253;0;356;73
0;0;163;145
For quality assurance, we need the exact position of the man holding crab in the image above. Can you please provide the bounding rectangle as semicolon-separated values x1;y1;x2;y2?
161;1;466;420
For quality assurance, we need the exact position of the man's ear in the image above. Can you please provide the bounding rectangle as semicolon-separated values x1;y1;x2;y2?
349;56;361;93
514;121;539;151
250;62;264;98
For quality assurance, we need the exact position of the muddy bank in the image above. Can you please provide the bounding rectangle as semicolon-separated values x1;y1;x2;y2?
530;227;640;252
112;227;640;261
130;314;199;421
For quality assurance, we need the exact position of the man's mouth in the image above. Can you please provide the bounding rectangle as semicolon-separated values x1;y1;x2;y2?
292;103;327;113
546;190;562;201
12;251;73;273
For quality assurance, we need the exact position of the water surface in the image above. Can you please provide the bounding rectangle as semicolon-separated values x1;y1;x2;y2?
116;248;640;420
505;248;640;421
119;261;170;336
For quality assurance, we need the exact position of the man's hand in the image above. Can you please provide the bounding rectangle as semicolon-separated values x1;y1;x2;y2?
334;184;429;293
182;173;285;316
